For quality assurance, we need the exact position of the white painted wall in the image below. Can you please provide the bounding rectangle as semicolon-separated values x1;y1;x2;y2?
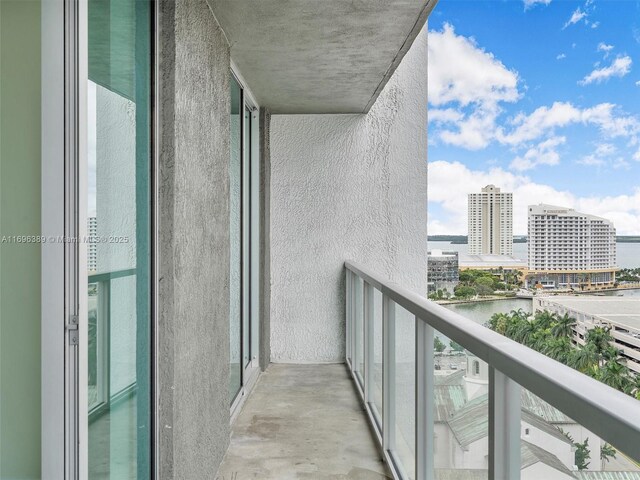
269;27;429;362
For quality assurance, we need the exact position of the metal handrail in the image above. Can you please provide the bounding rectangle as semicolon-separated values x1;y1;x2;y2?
345;260;640;464
88;268;136;283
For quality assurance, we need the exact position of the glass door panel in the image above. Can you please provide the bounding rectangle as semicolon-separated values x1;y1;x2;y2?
229;76;243;403
86;0;151;477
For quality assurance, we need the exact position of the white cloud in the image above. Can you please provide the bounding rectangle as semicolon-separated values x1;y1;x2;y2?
524;0;551;8
497;102;640;145
635;80;640;87
577;155;605;166
595;143;617;156
429;108;464;124
428;160;640;235
591;21;600;29
510;136;566;171
577;144;616;167
556;53;567;60
564;8;587;29
428;24;520;150
579;56;632;85
428;24;519;107
597;42;614;54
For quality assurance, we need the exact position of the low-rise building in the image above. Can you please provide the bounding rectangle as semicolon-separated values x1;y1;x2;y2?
458;253;528;284
428;249;459;294
534;296;640;375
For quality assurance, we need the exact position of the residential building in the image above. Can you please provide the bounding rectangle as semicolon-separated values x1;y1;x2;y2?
468;185;513;256
427;250;459;294
2;1;639;480
527;204;618;289
534;296;640;375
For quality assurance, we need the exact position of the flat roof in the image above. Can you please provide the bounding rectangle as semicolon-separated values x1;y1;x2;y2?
459;253;527;268
209;0;436;113
540;296;640;331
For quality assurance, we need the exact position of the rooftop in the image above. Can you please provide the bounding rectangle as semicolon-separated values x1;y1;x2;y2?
459;253;527;268
540;296;640;331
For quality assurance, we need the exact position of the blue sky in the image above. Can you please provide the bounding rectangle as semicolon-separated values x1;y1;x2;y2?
427;0;640;235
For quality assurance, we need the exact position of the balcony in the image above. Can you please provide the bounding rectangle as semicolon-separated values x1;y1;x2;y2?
214;262;640;480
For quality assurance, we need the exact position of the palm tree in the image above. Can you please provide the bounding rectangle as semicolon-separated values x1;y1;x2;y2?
514;320;537;345
568;343;599;373
586;326;613;356
533;310;557;331
600;443;617;469
544;337;572;363
551;313;576;339
489;313;509;335
598;358;632;391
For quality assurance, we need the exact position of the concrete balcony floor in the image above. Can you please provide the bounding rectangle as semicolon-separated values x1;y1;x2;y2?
216;364;391;479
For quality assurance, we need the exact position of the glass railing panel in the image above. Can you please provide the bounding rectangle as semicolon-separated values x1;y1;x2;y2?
88;281;103;412
392;304;416;479
434;331;489;479
353;275;364;387
519;384;640;476
372;287;384;425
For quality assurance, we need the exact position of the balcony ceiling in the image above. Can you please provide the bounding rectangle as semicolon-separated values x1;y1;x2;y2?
209;0;436;114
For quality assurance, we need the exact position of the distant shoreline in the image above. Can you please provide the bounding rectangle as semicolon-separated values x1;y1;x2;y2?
428;235;640;244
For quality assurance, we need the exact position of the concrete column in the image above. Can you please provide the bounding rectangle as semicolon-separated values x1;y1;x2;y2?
259;108;272;371
158;0;231;477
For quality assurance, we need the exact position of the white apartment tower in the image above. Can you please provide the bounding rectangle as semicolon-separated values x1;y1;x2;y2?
468;185;513;255
527;204;617;288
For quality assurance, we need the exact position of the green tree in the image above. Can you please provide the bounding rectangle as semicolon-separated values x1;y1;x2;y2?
475;284;493;297
454;285;476;299
598;358;632;391
568;343;599;373
450;340;464;352
551;313;576;338
434;337;446;353
600;443;617;467
575;439;591;470
586;326;613;356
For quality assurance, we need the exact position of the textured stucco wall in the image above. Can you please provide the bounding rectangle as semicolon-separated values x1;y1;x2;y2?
158;0;231;478
269;27;428;363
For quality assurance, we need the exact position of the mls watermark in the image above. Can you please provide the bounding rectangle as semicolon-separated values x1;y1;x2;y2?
1;235;130;244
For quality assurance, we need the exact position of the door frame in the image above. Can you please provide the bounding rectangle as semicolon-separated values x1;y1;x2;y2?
40;0;159;477
229;63;261;422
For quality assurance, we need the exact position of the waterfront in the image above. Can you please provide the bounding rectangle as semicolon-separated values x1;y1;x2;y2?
442;289;640;327
429;240;640;269
444;297;532;327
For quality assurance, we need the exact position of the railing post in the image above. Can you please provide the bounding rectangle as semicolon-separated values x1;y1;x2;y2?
416;319;434;480
346;269;352;365
382;295;396;453
364;282;374;403
489;367;521;480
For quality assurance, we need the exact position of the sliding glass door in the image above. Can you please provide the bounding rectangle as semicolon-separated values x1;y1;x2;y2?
229;72;259;409
86;0;152;477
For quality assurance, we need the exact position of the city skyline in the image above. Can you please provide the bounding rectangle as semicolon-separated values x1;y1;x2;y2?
427;0;640;236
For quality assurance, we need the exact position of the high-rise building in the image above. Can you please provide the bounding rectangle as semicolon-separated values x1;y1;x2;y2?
88;216;97;272
468;185;513;255
527;204;617;289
